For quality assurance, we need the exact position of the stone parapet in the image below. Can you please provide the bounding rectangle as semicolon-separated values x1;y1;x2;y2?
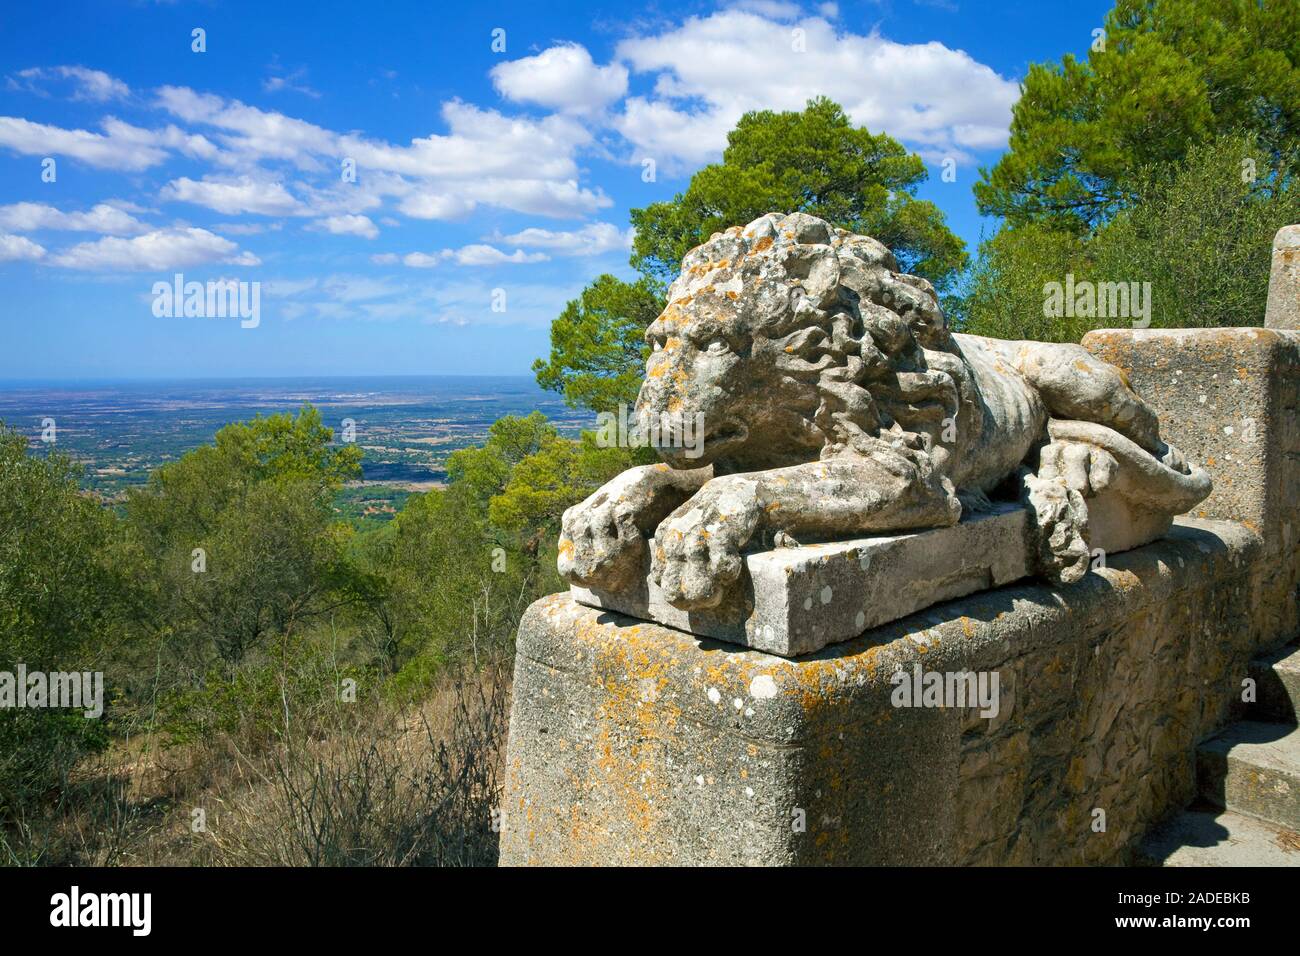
1083;326;1300;649
1266;225;1300;331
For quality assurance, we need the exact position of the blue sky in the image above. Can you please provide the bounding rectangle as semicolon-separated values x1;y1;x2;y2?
0;0;1112;380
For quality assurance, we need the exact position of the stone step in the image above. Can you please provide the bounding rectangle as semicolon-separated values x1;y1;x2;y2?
1136;807;1300;866
1197;721;1300;829
1239;642;1300;723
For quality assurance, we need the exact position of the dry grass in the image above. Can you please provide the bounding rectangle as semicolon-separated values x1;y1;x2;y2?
1;665;511;867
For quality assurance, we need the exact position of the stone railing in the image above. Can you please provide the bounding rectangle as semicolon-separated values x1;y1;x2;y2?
498;226;1300;866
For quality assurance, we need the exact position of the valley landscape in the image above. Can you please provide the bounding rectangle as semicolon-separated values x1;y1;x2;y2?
0;376;590;523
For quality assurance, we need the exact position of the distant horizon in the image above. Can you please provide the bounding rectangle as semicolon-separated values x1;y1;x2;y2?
0;371;542;388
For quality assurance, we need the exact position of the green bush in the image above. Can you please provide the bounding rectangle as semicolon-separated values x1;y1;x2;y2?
957;133;1300;341
0;425;125;817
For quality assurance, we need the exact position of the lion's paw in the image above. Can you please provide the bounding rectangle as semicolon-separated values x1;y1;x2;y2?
651;479;761;610
1038;440;1118;498
558;491;647;591
1021;472;1091;584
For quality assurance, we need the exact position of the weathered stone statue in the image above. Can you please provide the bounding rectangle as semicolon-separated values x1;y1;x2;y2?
557;212;1210;651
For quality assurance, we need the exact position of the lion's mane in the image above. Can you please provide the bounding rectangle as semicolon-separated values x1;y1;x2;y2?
665;211;969;471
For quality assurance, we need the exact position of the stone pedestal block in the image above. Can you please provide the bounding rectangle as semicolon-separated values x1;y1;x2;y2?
572;504;1031;657
501;519;1262;866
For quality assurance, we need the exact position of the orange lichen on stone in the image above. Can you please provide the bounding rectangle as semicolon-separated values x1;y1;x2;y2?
555;620;693;863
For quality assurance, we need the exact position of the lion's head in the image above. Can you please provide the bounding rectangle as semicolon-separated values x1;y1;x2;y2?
636;211;964;474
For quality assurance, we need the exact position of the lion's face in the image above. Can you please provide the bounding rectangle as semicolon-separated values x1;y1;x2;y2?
636;293;823;471
634;211;950;472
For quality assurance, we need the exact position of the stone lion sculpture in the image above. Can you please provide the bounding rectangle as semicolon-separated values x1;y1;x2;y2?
558;212;1211;611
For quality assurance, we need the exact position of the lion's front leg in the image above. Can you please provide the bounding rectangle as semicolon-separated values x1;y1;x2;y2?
559;464;711;591
652;450;961;610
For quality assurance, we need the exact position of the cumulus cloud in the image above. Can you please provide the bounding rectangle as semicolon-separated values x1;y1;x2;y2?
398;191;476;221
155;85;337;169
49;227;258;271
161;176;304;216
0;233;46;262
0;115;169;170
443;244;549;266
613;10;1019;166
338;101;590;182
10;65;130;102
500;221;632;256
155;88;609;218
314;214;379;239
402;253;439;268
491;43;629;113
0;202;148;235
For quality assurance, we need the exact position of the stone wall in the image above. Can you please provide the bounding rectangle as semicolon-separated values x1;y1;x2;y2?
501;251;1300;865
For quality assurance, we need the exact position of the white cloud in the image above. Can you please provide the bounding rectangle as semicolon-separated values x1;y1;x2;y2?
370;252;400;265
0;233;46;262
501;221;632;256
491;43;628;113
398;191;476;221
217;221;284;236
461;177;610;218
0;115;169;170
12;65;130;102
154;88;609;218
161;176;303;215
49;227;258;271
101;118;223;163
443;244;549;266
338;101;590;182
155;86;337;167
314;214;379;239
0;202;148;235
398;245;549;268
613;10;1019;166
